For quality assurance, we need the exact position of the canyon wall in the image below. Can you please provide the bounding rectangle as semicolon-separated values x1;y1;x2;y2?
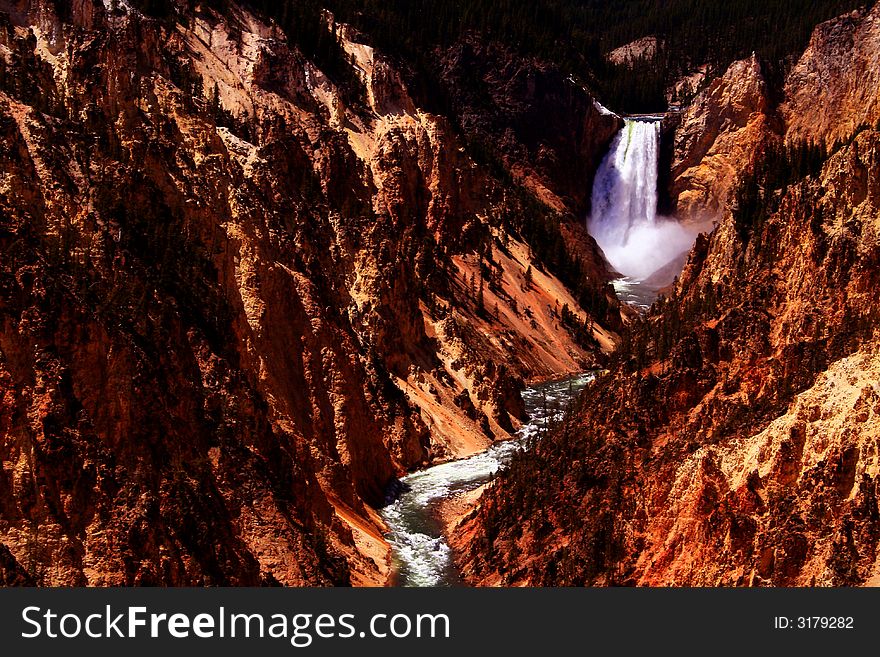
783;5;880;148
0;0;619;585
437;39;622;218
668;54;776;226
670;4;880;226
458;3;880;586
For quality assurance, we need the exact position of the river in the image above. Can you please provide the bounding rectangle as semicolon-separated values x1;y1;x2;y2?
612;276;664;309
382;372;596;586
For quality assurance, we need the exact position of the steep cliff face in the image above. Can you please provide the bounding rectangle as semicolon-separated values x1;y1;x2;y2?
437;40;622;218
670;3;880;226
458;9;880;587
668;54;776;225
784;4;880;147
0;0;619;585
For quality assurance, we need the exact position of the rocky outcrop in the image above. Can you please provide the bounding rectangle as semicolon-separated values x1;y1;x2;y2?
668;54;776;226
607;36;659;66
0;0;619;586
670;3;880;227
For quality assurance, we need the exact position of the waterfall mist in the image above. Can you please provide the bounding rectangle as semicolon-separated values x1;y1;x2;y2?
588;119;697;284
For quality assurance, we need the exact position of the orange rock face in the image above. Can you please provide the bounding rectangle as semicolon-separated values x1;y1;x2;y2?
783;4;880;147
0;1;619;585
670;3;880;226
669;55;777;226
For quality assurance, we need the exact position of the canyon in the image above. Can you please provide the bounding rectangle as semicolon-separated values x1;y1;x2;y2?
456;3;880;587
0;0;620;585
1;0;878;590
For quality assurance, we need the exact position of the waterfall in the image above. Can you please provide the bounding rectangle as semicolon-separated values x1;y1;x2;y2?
588;118;695;283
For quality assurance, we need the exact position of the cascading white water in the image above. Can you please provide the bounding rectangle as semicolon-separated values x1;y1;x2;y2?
588;119;696;285
382;374;594;586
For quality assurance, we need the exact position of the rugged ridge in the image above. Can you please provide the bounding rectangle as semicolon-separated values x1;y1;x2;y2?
670;3;880;226
0;0;619;585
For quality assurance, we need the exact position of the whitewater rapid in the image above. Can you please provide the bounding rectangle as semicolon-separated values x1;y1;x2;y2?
589;118;696;293
382;373;595;587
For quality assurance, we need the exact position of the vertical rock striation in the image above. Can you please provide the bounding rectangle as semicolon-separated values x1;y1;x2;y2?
783;5;880;147
668;54;777;226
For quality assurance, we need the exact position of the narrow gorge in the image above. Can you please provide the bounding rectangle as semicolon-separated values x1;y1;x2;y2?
454;3;880;587
383;112;695;584
0;0;877;589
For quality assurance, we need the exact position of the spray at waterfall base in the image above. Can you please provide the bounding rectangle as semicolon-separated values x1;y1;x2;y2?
588;118;700;292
